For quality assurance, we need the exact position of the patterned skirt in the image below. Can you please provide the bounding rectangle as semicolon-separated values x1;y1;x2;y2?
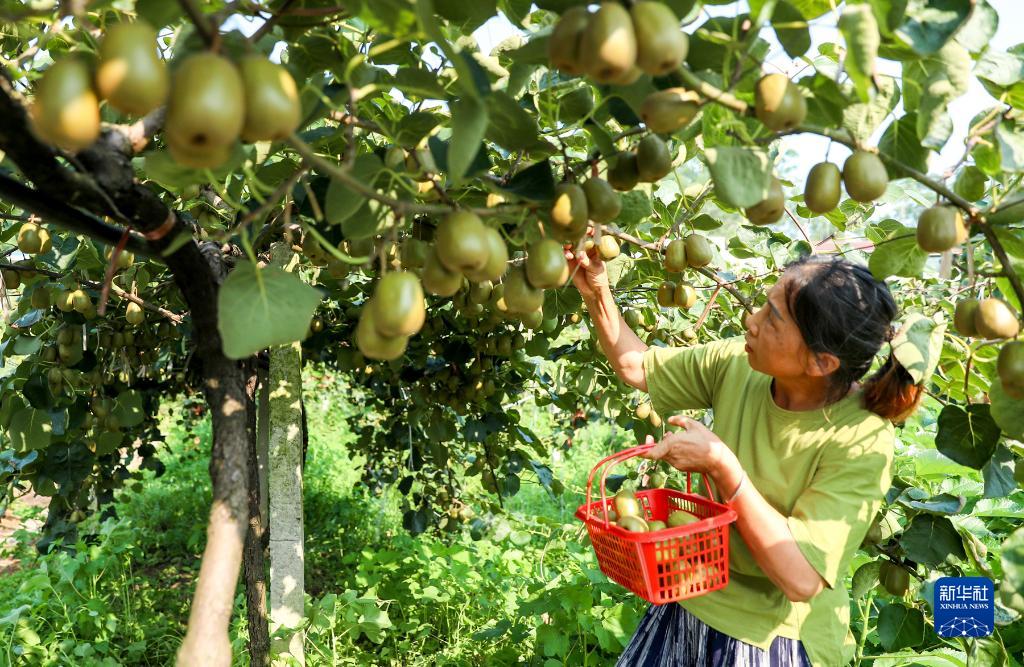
616;603;814;667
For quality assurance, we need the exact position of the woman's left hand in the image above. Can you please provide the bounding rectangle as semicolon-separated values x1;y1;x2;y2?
639;415;727;476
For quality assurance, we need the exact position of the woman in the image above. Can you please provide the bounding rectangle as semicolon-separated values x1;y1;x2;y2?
567;248;922;666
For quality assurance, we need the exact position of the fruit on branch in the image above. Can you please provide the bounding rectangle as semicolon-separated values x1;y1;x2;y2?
744;177;785;225
356;309;408;361
126;301;146;325
105;247;135;270
842;150;888;202
422;246;463;297
664;239;687;273
17;222;43;254
525;239;570;289
878;560;910;596
953;298;980;337
674;282;697;309
436;211;490;274
580;2;637;84
640;88;701;134
1;269;19;289
607;151;640;191
503;266;545;314
635;401;651;419
550;183;589;233
238;56;301;142
548;6;590;76
998;341;1024;399
370;271;426;338
31;56;101;151
684;234;712;268
974;298;1020;340
636;134;673;183
581;178;621;223
754;74;807;132
804;162;841;214
631;1;688;76
598;235;620;260
657;280;677;307
95;20;168;116
916;205;968;253
465;227;509;283
31;287;51;309
70;289;91;313
165;53;245;167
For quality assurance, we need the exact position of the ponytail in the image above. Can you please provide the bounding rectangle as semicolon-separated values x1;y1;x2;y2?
861;353;923;424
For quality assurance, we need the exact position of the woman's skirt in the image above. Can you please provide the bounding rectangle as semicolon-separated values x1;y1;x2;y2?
616;603;813;666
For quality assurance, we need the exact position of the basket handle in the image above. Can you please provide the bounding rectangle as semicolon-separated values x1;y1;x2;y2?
585;445;717;527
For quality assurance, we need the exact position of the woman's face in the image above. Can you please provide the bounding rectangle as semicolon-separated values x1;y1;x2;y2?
743;272;828;381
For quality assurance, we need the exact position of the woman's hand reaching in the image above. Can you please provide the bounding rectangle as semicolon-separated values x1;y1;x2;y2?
639;416;727;476
565;241;611;303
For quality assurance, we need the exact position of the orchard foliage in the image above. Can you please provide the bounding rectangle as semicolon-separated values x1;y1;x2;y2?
1;0;1024;661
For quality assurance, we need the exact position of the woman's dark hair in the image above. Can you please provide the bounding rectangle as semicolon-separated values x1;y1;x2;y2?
783;255;922;423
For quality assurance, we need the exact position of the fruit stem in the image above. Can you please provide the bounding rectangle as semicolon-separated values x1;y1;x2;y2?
178;0;220;49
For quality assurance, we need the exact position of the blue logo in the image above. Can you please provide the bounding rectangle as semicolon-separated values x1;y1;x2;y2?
933;577;994;637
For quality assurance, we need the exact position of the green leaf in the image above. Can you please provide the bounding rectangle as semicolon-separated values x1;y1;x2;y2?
393;68;448;99
843;76;900;144
839;4;880;102
877;603;925;651
217;260;324;360
394;111;441;149
996;120;1024;173
143;145;247;189
894;0;972;56
902;514;967;567
615;191;652;228
990;380;1024;440
135;0;184;28
878;113;930;178
704;147;772;208
955;0;999;53
935;404;1001;470
868;221;926;279
891;312;947;384
497;159;556;201
485;92;549;152
982;444;1017;499
771;2;811;58
803;74;848;128
1002;525;1024;612
448;97;489;185
324;154;384;226
9;407;52;452
112;390;145;428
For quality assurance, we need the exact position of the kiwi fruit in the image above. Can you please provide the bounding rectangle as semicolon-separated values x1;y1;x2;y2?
664;239;687;272
631;1;688;76
683;234;712;268
547;6;590;76
745;177;785;225
657;280;677;307
355;310;408;361
582;178;621;223
598;235;620;260
640;88;701;134
238;56;301;142
953;298;980;337
464;227;509;283
165;53;244;164
503;266;545;314
550;183;588;232
435;211;490;274
617;515;649;532
997;341;1024;399
674;282;697;308
974;298;1021;339
636;134;673;182
579;2;637;84
525;239;570;289
614;489;642;517
667;510;700;527
371;271;425;338
607;151;640;191
878;561;910;596
916;205;968;253
95;20;168;116
422;245;463;296
754;74;807;132
804;162;841;214
843;150;888;202
31;56;101;151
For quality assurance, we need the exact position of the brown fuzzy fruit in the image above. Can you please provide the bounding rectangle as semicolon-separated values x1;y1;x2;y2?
843;151;888;203
579;2;637;84
745;177;785;225
754;74;806;132
631;1;688;76
916;205;968;253
547;6;590;76
974;298;1021;340
804;162;841;214
640;88;701;134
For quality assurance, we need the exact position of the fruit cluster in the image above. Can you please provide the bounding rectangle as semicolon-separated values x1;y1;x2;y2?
954;298;1023;398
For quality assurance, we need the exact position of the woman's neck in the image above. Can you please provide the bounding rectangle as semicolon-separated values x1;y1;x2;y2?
770;376;836;411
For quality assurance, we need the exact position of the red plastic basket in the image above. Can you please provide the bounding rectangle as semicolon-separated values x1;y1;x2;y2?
575;444;738;605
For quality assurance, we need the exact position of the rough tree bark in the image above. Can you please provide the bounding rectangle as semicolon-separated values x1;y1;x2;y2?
267;243;306;664
0;71;252;666
243;360;271;665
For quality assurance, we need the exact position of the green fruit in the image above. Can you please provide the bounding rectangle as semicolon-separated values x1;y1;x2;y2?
37;228;52;254
636;134;673;182
649;410;663;428
997;341;1024;399
744;177;785;225
17;223;42;254
520;307;545;330
71;289;91;313
657;280;677;307
617;515;649;532
631;1;688;76
436;211;490;275
607;151;640;192
916;205;968;253
635;401;652;419
754;74;807;132
843;151;888;202
579;2;637;84
32;56;101;151
664;239;687;272
167;135;233;169
647;520;668;531
126;301;145;325
640;88;701;134
974;298;1020;339
804;162;841;214
468;280;493;304
2;269;20;289
954;165;987;202
878;561;910;596
371;272;425;338
674;282;696;308
355;310;408;361
165;53;245;160
95;20;168;116
547;6;590;76
683;234;712;268
614;489;642;517
550;183;588;232
238;56;301;142
526;239;570;289
624;309;641;329
503;267;545;314
422;246;463;297
954;298;980;337
30;287;50;309
581;178;621;223
464;227;509;283
667;510;700;527
55;290;75;312
559;86;594;123
598;235;620;260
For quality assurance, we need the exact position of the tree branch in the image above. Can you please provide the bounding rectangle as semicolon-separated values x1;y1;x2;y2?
979;225;1024;311
178;0;218;47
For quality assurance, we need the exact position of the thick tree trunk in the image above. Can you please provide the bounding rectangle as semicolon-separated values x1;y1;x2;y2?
267;244;306;663
243;362;271;666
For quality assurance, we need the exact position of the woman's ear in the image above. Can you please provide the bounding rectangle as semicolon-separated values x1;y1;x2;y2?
806;350;840;377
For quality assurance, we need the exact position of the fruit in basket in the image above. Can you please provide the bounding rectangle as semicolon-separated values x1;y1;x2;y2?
648;520;667;531
618;515;649;532
614;489;642;517
668;510;699;527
